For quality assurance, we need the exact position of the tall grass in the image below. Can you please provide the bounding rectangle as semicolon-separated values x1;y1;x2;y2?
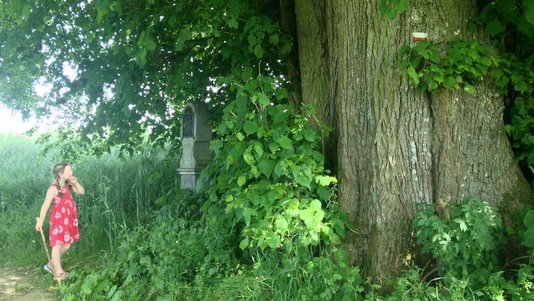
0;133;180;267
0;134;53;265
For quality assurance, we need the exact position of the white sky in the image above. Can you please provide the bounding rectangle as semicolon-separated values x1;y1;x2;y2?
0;105;37;133
0;63;74;134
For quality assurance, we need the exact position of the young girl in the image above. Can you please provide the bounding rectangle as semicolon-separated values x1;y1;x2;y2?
35;162;85;279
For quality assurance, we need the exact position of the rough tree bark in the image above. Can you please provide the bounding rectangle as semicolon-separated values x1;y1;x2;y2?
294;0;337;170
293;0;534;280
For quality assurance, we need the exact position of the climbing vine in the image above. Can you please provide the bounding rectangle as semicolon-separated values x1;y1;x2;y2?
398;0;534;169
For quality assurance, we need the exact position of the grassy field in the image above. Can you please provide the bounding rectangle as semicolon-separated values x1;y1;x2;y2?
0;133;180;268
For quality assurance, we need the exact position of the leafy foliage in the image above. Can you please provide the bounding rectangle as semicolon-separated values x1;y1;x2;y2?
409;198;534;300
521;209;534;248
0;0;292;155
58;196;364;301
379;0;409;20
199;78;346;251
414;198;505;280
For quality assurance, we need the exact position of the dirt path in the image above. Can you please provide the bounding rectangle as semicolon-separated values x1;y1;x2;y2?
0;266;57;301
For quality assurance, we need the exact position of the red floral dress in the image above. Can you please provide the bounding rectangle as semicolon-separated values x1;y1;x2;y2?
49;184;80;247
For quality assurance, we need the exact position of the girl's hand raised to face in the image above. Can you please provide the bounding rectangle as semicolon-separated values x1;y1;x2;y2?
68;176;78;185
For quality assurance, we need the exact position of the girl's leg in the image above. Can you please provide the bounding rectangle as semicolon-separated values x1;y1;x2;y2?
60;244;71;256
51;245;64;276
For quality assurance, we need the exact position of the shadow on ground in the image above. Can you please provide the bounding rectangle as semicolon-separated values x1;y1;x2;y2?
0;266;56;301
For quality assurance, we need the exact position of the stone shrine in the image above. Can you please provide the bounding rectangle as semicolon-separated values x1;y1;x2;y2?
178;102;211;191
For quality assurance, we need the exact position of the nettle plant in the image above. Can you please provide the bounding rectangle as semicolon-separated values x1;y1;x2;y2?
413;198;505;278
199;74;346;253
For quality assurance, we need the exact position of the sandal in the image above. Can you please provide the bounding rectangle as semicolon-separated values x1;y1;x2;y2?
54;271;70;280
43;263;53;274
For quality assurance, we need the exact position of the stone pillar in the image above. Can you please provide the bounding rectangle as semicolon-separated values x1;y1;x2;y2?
178;102;211;192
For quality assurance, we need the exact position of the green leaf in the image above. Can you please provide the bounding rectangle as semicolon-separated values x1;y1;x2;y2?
269;34;279;44
464;84;476;95
243;120;258;135
243;152;255;165
277;135;293;150
495;75;509;88
524;210;534;228
95;0;110;23
268;190;280;202
257;93;270;106
239;238;249;250
227;18;239;29
254;44;264;59
453;218;468;231
310;199;322;212
316;175;336;186
274;160;285;177
258;158;276;178
275;217;289;233
237;175;246;187
398;0;409;12
243;207;257;225
268;142;279;153
407;66;419;85
21;5;31;18
522;228;534;248
299;208;314;225
317;186;331;201
485;20;505;36
253;142;264;158
293;167;312;188
265;232;281;248
273;109;291;123
443;77;457;89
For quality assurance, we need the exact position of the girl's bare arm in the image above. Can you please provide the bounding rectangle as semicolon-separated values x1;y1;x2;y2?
35;186;57;231
69;176;85;195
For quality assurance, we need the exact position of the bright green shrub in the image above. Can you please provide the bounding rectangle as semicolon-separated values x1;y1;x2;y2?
199;78;346;253
414;198;505;280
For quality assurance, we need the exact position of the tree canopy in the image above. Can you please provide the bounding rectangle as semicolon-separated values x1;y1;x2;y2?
1;0;533;163
0;0;294;158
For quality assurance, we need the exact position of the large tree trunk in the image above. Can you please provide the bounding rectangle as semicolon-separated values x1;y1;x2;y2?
294;0;337;170
294;0;534;279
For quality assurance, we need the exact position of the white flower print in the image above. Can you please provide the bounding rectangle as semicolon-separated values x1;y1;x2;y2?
54;197;60;204
64;218;69;225
58;226;63;233
73;219;78;226
52;228;59;235
55;212;62;219
64;234;71;242
61;207;66;213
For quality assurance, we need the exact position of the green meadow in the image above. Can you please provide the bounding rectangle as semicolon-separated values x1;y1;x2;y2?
0;133;180;267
